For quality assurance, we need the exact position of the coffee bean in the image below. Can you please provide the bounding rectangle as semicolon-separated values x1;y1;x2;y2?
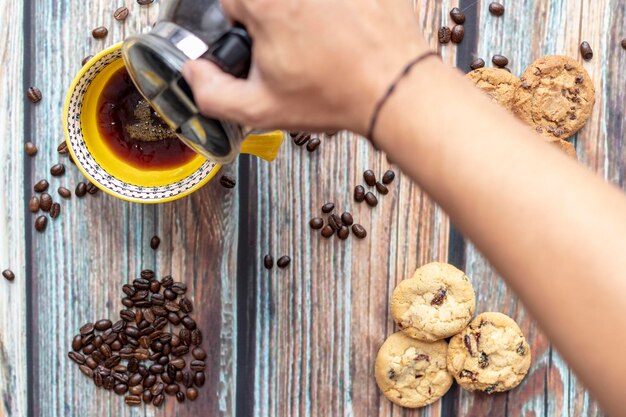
154;317;168;330
190;360;206;372
150;236;161;250
81;54;94;66
338;226;350;240
382;170;395;185
580;41;593;60
56;141;69;155
176;392;185;403
40;193;52;212
133;278;150;290
171;282;187;295
27;87;42;103
622;39;626;50
112;319;126;332
34;180;49;193
306;138;321;152
165;384;180;395
137;0;154;5
92;26;108;39
121;297;134;308
165;300;181;313
87;182;98;194
321;202;335;213
181;316;197;330
112;365;127;374
470;58;486;70
79;364;94;378
50;203;61;219
191;329;202;346
153;393;165;407
170;358;186;370
179;297;193;314
354;185;365;202
160;275;174;288
488;2;505;16
68;351;85;365
492;55;509;68
192;347;207;360
451;25;465;43
309;218;324;230
220;175;236;189
143;374;156;389
450;7;466;24
74;182;87;198
186;387;199;401
277;256;291;268
125;395;141;406
114;6;129;21
142;390;153;403
328;213;341;231
93;335;104;348
128;373;144;387
352;224;367;239
365;192;378;207
28;196;40;213
105;356;121;368
194;372;205;387
337;213;353;228
80;323;95;336
161;373;173;384
58;187;71;199
50;163;65;177
363;170;376;186
110;340;122;351
99;344;112;358
150;281;162;295
292;132;311;146
81;334;95;347
182;370;193;388
25;142;38;156
71;335;82;351
438;26;451;44
85;357;98;370
178;329;192;347
321;225;335;238
113;383;128;395
94;319;112;331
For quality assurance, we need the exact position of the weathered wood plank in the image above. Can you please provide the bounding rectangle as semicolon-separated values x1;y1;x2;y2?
0;0;27;416
27;1;238;416
249;2;458;416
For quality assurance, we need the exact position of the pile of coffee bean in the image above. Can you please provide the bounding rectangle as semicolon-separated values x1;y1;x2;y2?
28;140;98;233
290;132;322;152
354;169;395;208
263;254;291;270
68;270;205;407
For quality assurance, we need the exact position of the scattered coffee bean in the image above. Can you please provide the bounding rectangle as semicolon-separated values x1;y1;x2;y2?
277;256;291;268
29;196;40;213
40;193;52;211
488;2;505;16
25;142;38;156
220;175;236;189
438;26;451;44
622;39;626;50
338;226;349;240
176;391;185;403
451;25;465;44
306;138;321;152
81;55;94;66
50;163;66;177
50;203;61;219
2;269;15;282
382;170;395;185
27;87;42;103
35;215;48;232
364;192;378;207
321;225;335;238
321;202;335;213
292;132;311;146
75;182;87;197
352;224;367;239
263;254;274;270
309;217;324;230
87;182;99;195
375;182;389;195
354;185;365;202
580;41;593;60
363;170;376;186
450;7;465;24
58;187;71;199
34;179;49;193
92;26;109;39
341;212;353;226
186;387;198;401
150;236;161;250
114;6;129;21
470;58;486;70
137;0;154;5
492;55;509;68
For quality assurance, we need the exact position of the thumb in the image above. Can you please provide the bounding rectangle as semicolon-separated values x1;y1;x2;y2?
182;59;260;124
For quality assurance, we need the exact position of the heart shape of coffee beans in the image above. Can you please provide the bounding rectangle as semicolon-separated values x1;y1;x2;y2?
67;270;206;407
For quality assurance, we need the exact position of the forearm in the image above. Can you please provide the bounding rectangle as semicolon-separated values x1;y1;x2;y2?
376;58;626;416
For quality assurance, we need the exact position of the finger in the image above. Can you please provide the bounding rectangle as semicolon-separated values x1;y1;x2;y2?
182;59;265;125
220;0;248;25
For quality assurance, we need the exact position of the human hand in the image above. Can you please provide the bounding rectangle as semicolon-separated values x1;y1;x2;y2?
182;0;429;135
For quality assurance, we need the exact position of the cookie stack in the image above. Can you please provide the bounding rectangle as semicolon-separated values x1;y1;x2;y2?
375;262;531;408
466;55;595;159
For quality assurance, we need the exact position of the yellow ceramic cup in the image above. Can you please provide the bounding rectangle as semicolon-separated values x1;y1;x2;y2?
64;42;284;204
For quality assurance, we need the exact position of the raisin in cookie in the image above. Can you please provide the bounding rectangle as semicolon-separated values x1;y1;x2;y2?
466;68;521;110
513;55;595;141
391;262;476;341
447;312;531;394
375;332;453;408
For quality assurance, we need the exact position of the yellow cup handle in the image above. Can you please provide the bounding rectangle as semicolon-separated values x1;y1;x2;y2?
240;131;285;162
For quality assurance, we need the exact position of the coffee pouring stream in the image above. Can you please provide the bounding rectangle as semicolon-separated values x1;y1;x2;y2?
122;0;258;164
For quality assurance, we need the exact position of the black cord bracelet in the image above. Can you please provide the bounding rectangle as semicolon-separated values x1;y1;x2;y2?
366;51;440;142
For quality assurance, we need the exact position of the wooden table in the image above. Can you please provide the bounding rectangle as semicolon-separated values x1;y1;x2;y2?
1;0;622;415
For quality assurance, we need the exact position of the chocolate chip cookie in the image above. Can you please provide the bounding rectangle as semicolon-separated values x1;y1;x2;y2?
447;312;531;394
375;332;453;408
466;68;521;110
513;55;595;141
391;262;476;341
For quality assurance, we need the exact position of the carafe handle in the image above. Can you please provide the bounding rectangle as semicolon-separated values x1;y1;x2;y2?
203;25;252;78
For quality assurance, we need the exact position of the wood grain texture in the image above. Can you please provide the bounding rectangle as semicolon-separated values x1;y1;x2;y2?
26;1;238;416
0;0;27;416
